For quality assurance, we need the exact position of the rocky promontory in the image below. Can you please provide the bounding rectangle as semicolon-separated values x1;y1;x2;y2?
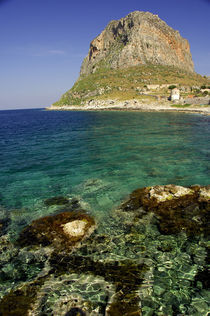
50;11;210;110
81;11;194;75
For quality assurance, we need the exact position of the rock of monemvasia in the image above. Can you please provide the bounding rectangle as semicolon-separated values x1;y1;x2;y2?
81;11;194;75
50;11;209;108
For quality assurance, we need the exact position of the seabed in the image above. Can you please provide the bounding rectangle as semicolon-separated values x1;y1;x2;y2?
0;184;209;316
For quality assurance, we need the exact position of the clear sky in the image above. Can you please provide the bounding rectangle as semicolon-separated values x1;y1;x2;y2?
0;0;209;110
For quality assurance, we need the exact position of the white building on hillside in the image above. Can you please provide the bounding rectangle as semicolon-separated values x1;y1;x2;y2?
171;88;180;101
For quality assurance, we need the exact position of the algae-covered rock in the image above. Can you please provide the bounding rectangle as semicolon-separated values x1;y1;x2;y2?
65;308;86;316
0;217;11;237
44;196;87;214
120;184;210;235
44;196;70;206
0;255;147;316
0;208;11;237
49;253;147;315
17;211;96;252
28;272;115;315
0;276;47;316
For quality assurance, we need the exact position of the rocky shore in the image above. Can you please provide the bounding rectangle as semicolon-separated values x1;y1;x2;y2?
47;100;210;115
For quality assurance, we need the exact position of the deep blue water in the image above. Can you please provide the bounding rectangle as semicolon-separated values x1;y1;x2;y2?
0;108;209;220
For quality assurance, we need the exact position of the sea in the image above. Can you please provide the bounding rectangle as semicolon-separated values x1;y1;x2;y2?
0;108;209;315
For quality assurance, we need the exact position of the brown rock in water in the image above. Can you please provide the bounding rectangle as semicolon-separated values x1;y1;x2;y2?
81;11;194;75
120;184;210;236
0;217;11;237
17;211;96;251
44;196;70;206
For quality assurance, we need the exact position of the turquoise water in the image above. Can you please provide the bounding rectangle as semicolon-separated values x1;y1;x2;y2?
0;109;209;217
0;109;209;315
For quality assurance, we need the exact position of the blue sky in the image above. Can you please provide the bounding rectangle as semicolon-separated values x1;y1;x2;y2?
0;0;209;109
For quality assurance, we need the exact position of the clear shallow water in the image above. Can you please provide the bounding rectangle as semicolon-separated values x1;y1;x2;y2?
0;109;209;216
0;109;209;315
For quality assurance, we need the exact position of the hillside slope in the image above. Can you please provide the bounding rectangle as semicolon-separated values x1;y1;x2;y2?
52;64;209;107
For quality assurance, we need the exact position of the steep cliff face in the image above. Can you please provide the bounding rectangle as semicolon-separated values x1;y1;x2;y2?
80;11;194;75
50;11;208;108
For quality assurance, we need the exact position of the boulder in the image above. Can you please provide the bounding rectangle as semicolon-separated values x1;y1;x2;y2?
120;184;210;235
17;211;96;252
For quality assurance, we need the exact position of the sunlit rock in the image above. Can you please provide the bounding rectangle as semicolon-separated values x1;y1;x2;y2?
120;184;209;235
17;211;96;252
62;220;88;238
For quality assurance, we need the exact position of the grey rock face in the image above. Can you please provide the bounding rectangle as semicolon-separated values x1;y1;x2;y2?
80;11;194;75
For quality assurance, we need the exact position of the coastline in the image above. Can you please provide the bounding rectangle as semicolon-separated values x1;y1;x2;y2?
46;101;210;115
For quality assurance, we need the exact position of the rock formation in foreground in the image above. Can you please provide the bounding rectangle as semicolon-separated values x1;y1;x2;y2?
81;11;194;75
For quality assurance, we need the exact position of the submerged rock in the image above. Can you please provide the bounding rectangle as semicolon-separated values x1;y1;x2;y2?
0;217;11;237
0;208;11;237
28;272;115;315
120;184;210;235
0;276;47;316
44;196;87;214
0;184;209;315
49;254;147;315
17;211;96;252
65;308;86;316
77;178;109;195
44;196;70;206
0;255;146;316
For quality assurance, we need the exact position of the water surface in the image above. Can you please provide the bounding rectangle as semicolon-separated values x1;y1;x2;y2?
0;109;209;315
0;109;209;217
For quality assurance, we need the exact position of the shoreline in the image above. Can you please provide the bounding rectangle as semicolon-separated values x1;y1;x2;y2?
46;102;210;115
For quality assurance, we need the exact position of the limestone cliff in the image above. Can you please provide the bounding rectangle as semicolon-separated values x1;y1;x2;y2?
80;11;194;75
51;11;210;108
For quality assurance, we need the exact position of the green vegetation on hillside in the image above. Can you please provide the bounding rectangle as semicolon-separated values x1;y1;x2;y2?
53;64;210;106
171;104;191;108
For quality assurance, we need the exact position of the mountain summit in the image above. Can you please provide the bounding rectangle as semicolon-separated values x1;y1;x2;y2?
80;11;194;75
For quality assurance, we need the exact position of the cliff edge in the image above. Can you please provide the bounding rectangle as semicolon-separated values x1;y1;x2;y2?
81;11;194;75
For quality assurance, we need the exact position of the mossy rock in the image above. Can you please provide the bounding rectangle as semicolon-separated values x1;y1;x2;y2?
65;308;86;316
121;185;210;236
44;196;70;206
0;217;11;237
0;277;46;316
0;288;34;316
194;268;210;289
16;211;96;252
0;256;147;315
50;253;147;315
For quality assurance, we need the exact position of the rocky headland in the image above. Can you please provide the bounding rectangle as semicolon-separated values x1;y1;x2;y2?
48;11;210;113
80;11;194;75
